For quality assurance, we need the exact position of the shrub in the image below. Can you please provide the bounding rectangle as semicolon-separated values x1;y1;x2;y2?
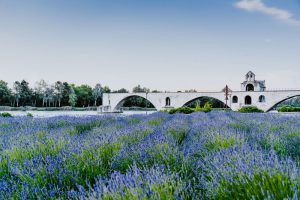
169;105;213;114
168;108;178;114
27;112;33;117
69;121;101;135
193;103;212;113
1;112;299;199
205;135;236;151
72;142;122;184
73;107;87;111
36;107;60;111
1;123;9;128
203;102;212;113
159;109;169;113
278;106;300;112
216;172;298;200
286;131;300;161
179;107;194;114
148;119;163;126
195;104;202;111
238;106;263;113
169;129;188;145
169;107;194;114
0;112;12;117
85;166;185;200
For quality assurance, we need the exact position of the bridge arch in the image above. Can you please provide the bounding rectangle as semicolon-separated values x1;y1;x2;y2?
181;96;231;109
113;95;157;111
266;95;300;112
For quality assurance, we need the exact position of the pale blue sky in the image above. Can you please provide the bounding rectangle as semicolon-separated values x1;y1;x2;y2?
0;0;299;91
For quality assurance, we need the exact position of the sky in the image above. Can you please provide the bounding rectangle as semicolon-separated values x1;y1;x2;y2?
0;0;299;91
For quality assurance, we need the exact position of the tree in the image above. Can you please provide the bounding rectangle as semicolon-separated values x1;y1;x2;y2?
294;97;300;106
185;89;197;93
74;85;93;107
17;80;33;106
92;83;102;106
132;85;150;93
68;87;77;107
54;81;64;107
102;86;111;93
112;88;129;93
151;90;161;93
44;85;55;107
13;81;22;107
0;80;11;106
62;82;71;106
34;80;48;107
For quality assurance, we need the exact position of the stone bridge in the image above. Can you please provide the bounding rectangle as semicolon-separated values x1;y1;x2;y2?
101;71;300;112
102;90;300;112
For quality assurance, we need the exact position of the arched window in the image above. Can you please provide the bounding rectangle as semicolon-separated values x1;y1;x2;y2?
246;84;254;91
232;96;238;103
245;96;252;105
259;95;265;103
166;97;171;106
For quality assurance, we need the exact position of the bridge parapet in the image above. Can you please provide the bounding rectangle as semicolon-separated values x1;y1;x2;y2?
266;88;300;91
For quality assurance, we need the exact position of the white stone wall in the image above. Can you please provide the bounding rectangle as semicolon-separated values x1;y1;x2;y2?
103;90;300;112
223;90;300;111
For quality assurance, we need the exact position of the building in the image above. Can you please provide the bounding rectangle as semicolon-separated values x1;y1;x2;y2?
241;71;266;92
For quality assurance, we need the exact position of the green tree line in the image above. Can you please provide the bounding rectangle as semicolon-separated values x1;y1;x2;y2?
0;80;110;107
0;81;156;107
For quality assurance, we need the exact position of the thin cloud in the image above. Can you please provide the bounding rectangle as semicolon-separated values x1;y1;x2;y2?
235;0;300;26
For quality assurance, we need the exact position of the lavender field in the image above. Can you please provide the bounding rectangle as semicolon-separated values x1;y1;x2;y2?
0;112;299;199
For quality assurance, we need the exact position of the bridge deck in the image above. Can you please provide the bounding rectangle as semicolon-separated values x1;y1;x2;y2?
102;90;300;112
